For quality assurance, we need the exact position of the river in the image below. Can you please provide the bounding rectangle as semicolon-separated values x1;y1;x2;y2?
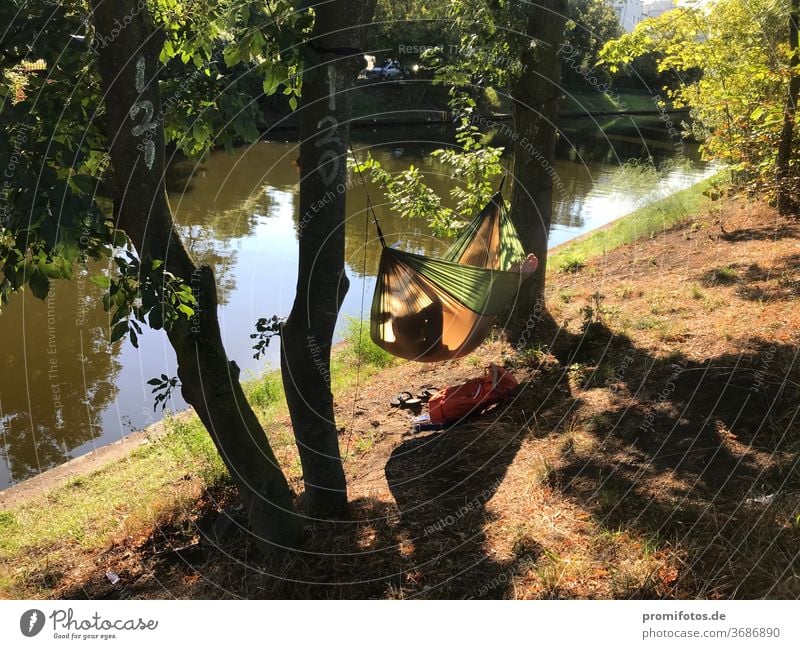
0;116;716;489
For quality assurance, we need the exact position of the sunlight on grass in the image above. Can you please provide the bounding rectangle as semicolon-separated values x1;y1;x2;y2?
550;172;725;271
337;317;394;370
0;415;224;597
0;325;398;598
558;252;586;273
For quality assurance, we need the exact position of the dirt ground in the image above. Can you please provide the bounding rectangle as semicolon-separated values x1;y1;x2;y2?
53;196;800;599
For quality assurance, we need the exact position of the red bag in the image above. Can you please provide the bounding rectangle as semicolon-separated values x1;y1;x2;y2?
428;364;519;424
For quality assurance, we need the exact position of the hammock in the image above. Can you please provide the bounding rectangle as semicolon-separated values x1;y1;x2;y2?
370;191;534;362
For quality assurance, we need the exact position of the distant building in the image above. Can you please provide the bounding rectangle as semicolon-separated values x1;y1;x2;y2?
610;0;677;32
611;0;644;32
642;0;675;19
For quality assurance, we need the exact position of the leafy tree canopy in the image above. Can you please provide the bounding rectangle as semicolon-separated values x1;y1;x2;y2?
0;0;310;336
562;0;622;81
599;0;796;198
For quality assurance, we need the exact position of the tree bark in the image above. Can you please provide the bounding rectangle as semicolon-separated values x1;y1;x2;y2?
280;0;376;516
776;0;799;216
90;0;303;547
508;0;568;337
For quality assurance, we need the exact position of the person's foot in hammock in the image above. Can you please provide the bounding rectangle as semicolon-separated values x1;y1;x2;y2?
511;253;539;273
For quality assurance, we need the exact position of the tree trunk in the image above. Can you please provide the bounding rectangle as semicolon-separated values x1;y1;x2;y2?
280;0;376;516
776;0;800;216
90;0;303;547
508;0;568;337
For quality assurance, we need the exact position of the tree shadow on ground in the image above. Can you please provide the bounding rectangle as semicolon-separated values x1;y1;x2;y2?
544;313;800;598
383;402;547;597
59;310;800;600
59;320;576;600
736;253;800;302
718;220;800;242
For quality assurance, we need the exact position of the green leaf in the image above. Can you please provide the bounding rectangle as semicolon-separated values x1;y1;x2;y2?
192;122;207;144
263;70;278;96
223;47;241;68
239;119;260;143
148;307;164;330
28;270;50;300
90;274;111;289
110;321;128;343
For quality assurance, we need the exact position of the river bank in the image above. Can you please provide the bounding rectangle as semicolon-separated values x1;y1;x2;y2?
258;83;686;132
0;170;716;507
3;175;799;600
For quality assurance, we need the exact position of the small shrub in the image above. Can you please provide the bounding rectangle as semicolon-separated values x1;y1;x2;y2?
704;265;740;285
615;284;633;299
340;317;394;368
702;295;729;312
247;371;283;410
559;253;586;273
715;265;739;281
634;316;661;331
354;433;376;454
517;344;548;366
0;511;17;531
67;476;86;489
568;362;588;387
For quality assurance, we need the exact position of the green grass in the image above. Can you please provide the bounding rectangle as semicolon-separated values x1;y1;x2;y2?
0;413;224;597
337;317;394;370
0;323;398;598
466;353;482;368
558;288;576;303
690;283;704;300
614;284;634;299
550;172;725;272
558;252;586;273
633;316;664;331
706;265;740;284
351;85;657;120
245;371;283;410
560;90;662;115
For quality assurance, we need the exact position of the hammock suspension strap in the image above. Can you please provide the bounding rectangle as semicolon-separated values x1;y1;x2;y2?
348;143;386;248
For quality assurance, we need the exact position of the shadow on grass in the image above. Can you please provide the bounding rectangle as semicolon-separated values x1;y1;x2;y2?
545;314;800;598
59;310;800;600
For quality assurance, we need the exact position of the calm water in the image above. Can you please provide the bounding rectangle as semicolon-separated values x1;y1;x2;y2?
0;117;715;489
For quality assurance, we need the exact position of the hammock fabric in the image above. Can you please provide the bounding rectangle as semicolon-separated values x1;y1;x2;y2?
370;192;534;362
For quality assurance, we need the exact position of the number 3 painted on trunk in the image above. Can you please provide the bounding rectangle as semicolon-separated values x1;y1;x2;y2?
131;55;156;170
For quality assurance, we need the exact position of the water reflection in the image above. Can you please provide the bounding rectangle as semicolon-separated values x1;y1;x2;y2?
0;267;120;484
0;119;711;489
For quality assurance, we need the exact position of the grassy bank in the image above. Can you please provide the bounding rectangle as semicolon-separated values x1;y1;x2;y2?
351;85;670;120
266;84;675;128
550;170;724;273
0;318;394;598
560;89;666;115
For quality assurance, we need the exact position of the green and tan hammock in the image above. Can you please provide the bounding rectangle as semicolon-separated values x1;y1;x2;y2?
370;191;534;362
